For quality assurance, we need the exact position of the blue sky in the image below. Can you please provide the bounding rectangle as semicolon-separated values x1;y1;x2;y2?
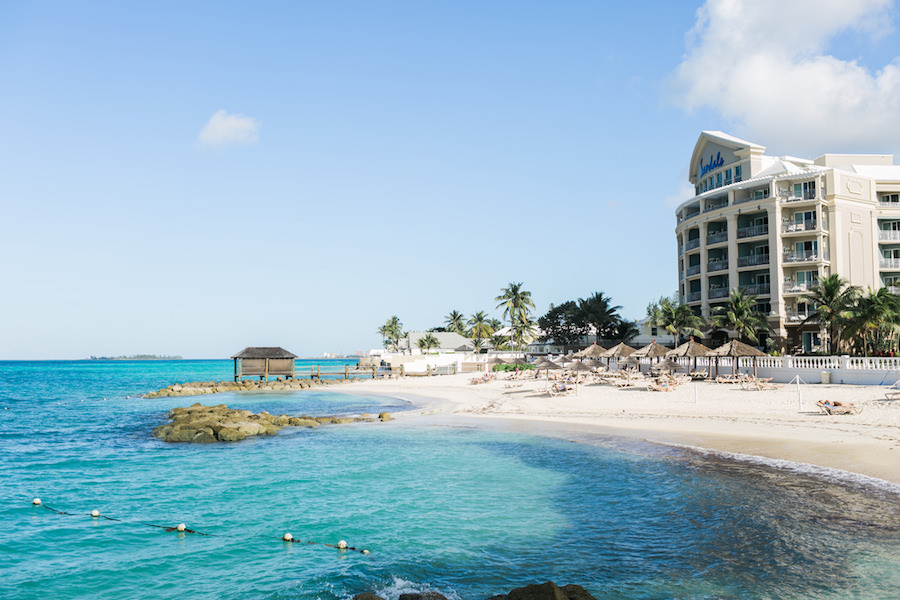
2;0;900;358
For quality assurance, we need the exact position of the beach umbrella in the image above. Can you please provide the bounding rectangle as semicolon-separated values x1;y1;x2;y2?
654;358;685;373
567;361;593;373
707;340;766;376
666;339;712;373
618;356;640;371
602;343;636;358
573;343;608;359
631;341;669;373
583;358;605;370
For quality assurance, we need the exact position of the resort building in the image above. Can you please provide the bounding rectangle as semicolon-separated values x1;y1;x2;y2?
676;131;900;353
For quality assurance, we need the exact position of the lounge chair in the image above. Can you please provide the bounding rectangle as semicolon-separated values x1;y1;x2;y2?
817;400;862;415
689;369;708;381
548;383;574;397
649;378;677;392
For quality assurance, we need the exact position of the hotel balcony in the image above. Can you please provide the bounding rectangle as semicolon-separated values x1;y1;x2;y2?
779;191;819;204
784;311;812;325
737;254;770;268
878;230;900;242
880;258;900;270
707;259;728;273
686;291;702;303
783;280;817;295
706;231;728;246
685;264;701;277
684;238;701;252
879;201;900;208
888;286;900;295
708;287;729;299
781;219;817;233
783;249;828;263
740;283;771;296
704;200;729;213
736;224;769;239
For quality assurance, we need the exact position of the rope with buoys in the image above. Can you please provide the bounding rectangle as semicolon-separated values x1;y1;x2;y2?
30;498;370;554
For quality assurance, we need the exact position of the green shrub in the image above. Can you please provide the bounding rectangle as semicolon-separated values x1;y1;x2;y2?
491;363;534;372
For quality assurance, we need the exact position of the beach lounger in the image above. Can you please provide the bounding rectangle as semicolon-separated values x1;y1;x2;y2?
548;383;574;397
885;391;900;401
649;378;677;392
817;400;862;415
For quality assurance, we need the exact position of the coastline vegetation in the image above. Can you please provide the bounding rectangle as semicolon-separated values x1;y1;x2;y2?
89;354;183;360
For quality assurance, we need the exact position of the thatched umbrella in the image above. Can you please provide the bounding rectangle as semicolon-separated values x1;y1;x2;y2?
632;341;670;373
583;358;605;370
602;342;635;370
573;343;607;359
707;340;766;377
666;339;712;373
618;355;641;371
654;358;685;373
485;356;505;372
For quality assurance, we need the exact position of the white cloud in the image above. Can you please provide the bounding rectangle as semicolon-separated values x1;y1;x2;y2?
197;110;260;148
670;0;900;154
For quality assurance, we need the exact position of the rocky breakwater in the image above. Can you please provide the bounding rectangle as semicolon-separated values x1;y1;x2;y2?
353;582;598;600
152;403;393;443
144;376;352;399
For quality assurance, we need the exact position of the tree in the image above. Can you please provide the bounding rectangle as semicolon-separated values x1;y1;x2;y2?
510;314;537;352
577;292;622;343
648;296;705;346
378;316;404;352
467;311;495;354
416;333;440;354
800;274;859;354
710;290;769;345
844;287;900;356
444;310;466;335
609;319;639;343
495;282;535;351
538;301;587;347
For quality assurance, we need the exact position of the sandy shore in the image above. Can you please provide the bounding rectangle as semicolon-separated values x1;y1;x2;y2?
346;372;900;485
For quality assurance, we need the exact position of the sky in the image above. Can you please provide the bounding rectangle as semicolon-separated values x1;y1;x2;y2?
2;0;900;359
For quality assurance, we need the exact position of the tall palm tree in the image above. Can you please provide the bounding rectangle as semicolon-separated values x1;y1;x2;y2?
844;288;900;356
467;311;494;354
577;292;622;344
710;290;769;345
378;316;404;352
444;310;466;335
800;274;859;354
417;333;440;354
495;283;535;350
649;296;705;346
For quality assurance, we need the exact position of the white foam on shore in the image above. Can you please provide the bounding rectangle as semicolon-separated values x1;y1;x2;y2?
668;442;900;498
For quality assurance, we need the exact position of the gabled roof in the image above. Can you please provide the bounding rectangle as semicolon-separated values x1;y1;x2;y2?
231;347;298;359
405;331;474;351
689;131;766;184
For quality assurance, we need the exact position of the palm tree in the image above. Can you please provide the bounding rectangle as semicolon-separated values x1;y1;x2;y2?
467;311;494;354
510;314;537;353
710;290;769;345
800;274;859;354
649;296;705;346
577;292;622;344
844;288;900;356
417;333;440;354
444;310;466;335
378;316;404;352
495;282;535;351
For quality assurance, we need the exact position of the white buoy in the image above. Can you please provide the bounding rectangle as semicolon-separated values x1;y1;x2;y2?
283;533;293;541
361;549;370;554
337;540;348;549
176;523;186;532
32;498;42;506
91;510;100;518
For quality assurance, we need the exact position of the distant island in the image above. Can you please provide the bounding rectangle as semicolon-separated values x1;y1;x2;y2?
89;355;183;360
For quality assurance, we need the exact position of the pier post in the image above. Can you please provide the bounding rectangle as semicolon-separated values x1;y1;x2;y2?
345;365;349;379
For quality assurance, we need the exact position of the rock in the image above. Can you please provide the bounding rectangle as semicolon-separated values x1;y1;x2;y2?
216;427;249;442
506;582;596;600
192;427;217;443
399;593;448;600
171;384;183;392
378;412;392;422
288;417;319;427
352;594;385;600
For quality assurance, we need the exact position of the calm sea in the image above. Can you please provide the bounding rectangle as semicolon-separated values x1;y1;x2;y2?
2;360;900;600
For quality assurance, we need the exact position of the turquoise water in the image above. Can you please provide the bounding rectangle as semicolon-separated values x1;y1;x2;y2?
3;361;900;599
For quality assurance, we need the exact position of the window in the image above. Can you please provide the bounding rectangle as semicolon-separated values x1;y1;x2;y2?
716;172;722;188
794;210;815;224
755;272;770;285
753;302;771;314
702;179;708;192
708;176;714;190
802;331;821;353
886;221;900;231
793;180;817;200
650;327;658;336
734;165;742;182
796;240;818;254
752;214;768;227
884;248;900;260
797;270;818;286
724;168;732;185
881;193;900;204
752;187;770;200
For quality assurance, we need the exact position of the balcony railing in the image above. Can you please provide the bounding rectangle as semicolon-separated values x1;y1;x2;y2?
783;280;817;294
784;250;828;263
780;191;819;203
681;210;701;222
706;231;728;245
684;238;701;251
782;219;816;233
686;264;701;277
686;291;702;303
880;257;900;270
740;283;771;296
879;201;900;208
784;311;811;324
737;224;768;239
737;254;770;267
707;259;728;273
708;287;730;299
704;201;729;213
888;286;900;295
879;230;900;242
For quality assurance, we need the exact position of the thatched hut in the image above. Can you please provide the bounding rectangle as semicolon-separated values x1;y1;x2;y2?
232;347;298;381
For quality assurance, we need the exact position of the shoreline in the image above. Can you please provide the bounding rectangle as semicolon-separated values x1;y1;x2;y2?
344;373;900;486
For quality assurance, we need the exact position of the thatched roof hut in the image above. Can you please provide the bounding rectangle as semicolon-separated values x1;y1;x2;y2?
232;347;298;381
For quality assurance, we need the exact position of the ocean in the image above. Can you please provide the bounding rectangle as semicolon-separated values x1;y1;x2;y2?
2;359;900;600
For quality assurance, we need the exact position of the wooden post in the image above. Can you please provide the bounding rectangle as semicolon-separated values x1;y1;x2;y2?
372;365;376;379
291;360;295;380
264;358;269;381
345;364;349;379
400;364;405;377
317;364;321;380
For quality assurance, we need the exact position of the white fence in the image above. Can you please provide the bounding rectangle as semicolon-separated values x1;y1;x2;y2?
625;355;900;385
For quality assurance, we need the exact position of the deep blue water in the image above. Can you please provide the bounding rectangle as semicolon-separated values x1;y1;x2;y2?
2;360;900;600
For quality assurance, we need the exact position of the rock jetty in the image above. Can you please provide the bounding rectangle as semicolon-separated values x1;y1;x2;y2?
353;582;597;600
144;376;353;399
152;403;392;443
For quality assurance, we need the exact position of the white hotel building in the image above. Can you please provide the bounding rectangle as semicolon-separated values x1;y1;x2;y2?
676;131;900;353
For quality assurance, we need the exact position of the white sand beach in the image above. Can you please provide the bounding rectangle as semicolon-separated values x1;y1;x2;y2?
347;373;900;485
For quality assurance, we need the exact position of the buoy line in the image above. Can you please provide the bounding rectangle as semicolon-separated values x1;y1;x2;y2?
31;498;370;554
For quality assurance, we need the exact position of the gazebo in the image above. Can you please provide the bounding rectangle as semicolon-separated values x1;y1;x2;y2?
232;347;298;381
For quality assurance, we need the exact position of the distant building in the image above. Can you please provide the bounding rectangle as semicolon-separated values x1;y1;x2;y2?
402;331;475;355
676;131;900;353
231;347;298;381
